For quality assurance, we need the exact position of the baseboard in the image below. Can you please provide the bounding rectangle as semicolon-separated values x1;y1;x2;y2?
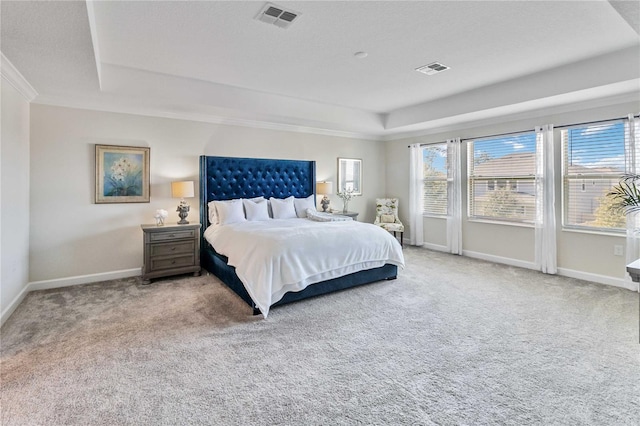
1;285;30;326
459;250;636;292
28;268;142;292
557;268;637;292
462;250;537;270
422;242;448;253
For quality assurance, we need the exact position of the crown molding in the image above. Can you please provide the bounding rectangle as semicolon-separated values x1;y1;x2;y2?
1;52;38;101
32;94;384;141
380;90;640;142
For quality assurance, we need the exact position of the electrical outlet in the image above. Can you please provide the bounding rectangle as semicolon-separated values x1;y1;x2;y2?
614;245;624;256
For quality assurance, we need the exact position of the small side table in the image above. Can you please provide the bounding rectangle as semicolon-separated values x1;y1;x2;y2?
626;259;640;283
331;210;359;221
141;223;201;284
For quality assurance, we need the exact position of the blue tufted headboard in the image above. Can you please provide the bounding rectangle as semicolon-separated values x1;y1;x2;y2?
199;156;316;228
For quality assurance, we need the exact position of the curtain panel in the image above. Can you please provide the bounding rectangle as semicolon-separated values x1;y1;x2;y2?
446;138;462;255
626;114;640;284
409;143;424;246
535;125;557;274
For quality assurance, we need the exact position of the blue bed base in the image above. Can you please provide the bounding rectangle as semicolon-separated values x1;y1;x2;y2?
199;155;398;314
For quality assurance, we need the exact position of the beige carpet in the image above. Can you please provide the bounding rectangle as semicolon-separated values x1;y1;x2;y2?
1;247;638;425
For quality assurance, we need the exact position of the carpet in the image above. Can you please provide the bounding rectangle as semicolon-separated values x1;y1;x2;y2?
1;247;638;425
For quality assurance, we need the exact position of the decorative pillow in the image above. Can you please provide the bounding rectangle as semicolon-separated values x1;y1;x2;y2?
381;214;395;223
307;209;352;222
294;195;316;218
213;199;246;225
243;198;270;221
269;196;297;219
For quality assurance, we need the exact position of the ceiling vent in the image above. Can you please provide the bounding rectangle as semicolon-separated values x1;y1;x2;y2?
415;62;450;75
255;3;301;29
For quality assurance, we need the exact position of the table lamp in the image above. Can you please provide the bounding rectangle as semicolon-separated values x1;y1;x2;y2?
171;181;195;224
316;181;333;212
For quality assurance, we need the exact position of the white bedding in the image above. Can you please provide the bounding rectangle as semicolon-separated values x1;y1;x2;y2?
204;218;405;317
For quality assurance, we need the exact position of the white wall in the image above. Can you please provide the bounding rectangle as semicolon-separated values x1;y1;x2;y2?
1;81;31;319
386;99;640;287
29;104;385;283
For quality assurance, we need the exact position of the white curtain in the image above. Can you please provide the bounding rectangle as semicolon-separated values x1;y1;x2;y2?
409;143;424;246
534;125;557;274
446;138;462;255
626;114;640;284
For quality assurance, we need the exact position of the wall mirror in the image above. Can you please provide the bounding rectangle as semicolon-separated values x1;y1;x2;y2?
337;158;362;195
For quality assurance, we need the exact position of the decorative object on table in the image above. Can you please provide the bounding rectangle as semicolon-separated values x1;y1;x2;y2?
95;144;150;204
609;173;640;283
171;180;195;224
316;181;333;212
608;173;640;214
337;187;356;213
337;157;362;196
154;209;168;226
374;198;404;246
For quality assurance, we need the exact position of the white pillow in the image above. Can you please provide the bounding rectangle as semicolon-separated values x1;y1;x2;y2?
294;195;316;218
243;198;270;221
269;196;297;219
208;201;218;225
209;197;262;224
213;199;246;225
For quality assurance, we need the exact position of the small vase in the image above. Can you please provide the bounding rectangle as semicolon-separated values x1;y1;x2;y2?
156;217;165;226
342;201;349;213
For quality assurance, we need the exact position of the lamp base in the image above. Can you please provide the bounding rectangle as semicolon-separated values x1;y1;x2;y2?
320;196;330;212
177;203;190;225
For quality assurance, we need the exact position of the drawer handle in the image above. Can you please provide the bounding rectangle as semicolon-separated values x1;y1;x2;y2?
169;234;175;238
171;260;176;264
171;247;176;251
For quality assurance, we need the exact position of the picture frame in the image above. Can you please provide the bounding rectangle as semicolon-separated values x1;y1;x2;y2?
95;144;150;204
337;157;362;196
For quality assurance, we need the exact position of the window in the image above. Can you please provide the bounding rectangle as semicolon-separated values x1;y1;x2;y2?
468;132;537;223
562;120;627;232
422;143;447;216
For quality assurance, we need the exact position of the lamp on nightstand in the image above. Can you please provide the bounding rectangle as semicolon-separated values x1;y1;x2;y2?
171;181;195;224
316;181;333;212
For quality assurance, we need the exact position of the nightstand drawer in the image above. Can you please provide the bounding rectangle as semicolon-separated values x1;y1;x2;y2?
149;229;196;242
150;254;195;271
149;240;195;256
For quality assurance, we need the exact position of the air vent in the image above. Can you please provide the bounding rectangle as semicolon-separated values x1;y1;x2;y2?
415;62;450;75
255;3;301;29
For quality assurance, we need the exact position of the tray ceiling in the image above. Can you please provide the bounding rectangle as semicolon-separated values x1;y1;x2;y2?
2;1;638;139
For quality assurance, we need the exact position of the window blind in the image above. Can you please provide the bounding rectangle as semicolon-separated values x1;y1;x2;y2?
422;144;447;216
467;133;537;223
562;120;627;231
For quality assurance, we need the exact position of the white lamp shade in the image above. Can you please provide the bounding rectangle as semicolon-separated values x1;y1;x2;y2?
171;181;195;198
316;181;333;195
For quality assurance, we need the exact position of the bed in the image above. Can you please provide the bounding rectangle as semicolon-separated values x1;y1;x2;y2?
199;155;403;317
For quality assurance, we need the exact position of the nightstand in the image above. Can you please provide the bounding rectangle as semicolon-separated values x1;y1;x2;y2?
141;223;201;284
331;211;359;220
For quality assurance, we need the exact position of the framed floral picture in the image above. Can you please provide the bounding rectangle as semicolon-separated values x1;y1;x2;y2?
95;144;150;203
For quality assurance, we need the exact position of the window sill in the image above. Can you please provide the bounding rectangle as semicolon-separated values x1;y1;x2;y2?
422;214;446;219
561;227;625;238
467;218;534;228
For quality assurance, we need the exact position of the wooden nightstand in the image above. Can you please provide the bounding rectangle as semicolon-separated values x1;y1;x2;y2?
330;210;359;220
141;223;201;284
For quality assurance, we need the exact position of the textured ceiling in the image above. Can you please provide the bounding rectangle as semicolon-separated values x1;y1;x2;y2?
2;1;639;139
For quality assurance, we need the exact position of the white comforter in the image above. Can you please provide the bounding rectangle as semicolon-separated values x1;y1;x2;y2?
204;218;405;317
